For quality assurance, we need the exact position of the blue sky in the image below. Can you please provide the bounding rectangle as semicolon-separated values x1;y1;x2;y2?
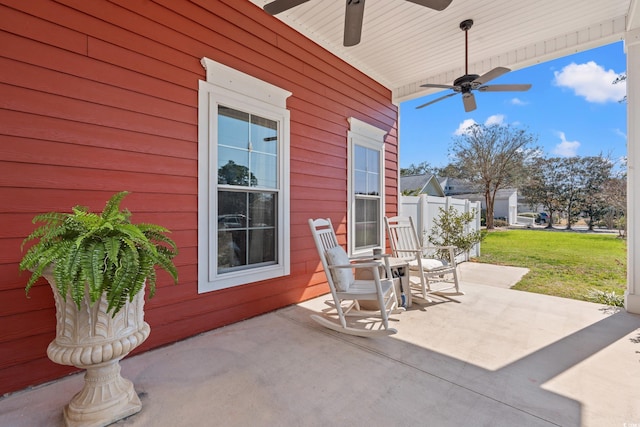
399;41;628;171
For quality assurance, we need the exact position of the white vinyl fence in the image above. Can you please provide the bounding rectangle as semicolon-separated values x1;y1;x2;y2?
399;195;482;262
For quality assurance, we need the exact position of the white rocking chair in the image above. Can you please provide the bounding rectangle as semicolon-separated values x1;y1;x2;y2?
384;216;462;300
308;218;401;337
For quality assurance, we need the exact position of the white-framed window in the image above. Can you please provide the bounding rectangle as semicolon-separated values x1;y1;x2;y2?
198;57;291;292
347;117;386;256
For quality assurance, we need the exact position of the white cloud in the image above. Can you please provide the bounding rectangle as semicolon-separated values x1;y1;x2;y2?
510;97;528;106
552;131;580;157
553;61;626;103
454;118;477;135
454;115;506;136
485;114;505;126
613;128;627;140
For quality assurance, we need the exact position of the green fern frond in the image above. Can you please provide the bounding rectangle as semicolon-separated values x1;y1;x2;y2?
101;191;129;221
106;248;138;315
142;229;178;252
105;237;122;268
151;252;178;285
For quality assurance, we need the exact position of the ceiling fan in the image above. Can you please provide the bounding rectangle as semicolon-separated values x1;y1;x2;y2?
263;0;453;47
417;19;532;112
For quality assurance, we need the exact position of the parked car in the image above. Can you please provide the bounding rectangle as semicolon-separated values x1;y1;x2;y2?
535;212;549;224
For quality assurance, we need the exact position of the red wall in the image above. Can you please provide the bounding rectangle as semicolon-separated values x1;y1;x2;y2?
0;0;399;394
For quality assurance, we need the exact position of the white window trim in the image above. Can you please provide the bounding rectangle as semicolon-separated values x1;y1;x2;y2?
347;117;387;256
198;57;291;292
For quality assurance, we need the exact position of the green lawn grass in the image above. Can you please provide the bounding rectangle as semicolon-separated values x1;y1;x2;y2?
475;229;627;302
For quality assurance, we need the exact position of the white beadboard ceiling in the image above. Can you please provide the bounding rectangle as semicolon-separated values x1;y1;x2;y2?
249;0;639;104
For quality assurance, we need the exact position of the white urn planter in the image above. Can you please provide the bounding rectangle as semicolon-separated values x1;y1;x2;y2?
19;192;178;426
43;269;150;427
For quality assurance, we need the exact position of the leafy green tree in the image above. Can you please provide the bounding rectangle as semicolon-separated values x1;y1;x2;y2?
450;124;538;229
520;157;564;228
218;160;257;186
522;155;614;230
601;172;627;236
427;206;485;259
579;156;613;230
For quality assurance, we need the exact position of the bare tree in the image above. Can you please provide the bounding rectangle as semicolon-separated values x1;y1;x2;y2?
450;124;538;229
613;73;627;103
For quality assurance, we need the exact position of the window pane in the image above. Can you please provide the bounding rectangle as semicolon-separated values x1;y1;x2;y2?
354;145;367;171
249;193;276;227
367;172;379;195
248;229;276;264
367;149;379;172
218;150;252;185
218;191;247;228
251;153;277;188
251;115;278;154
218;229;246;270
218;106;249;149
354;170;367;195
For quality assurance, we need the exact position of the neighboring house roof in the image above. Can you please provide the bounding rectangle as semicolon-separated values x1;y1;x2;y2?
438;177;518;199
438;177;479;196
455;188;518;200
400;174;445;196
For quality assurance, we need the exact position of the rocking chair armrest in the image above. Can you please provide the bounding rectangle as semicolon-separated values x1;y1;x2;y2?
329;260;392;280
328;261;381;269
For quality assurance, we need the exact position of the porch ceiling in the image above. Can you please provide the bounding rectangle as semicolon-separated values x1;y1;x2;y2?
249;0;638;103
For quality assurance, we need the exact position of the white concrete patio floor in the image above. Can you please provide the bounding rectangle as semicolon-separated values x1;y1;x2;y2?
1;263;639;427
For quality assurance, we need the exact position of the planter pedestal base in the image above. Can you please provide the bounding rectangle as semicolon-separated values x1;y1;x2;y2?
63;360;141;427
42;269;150;427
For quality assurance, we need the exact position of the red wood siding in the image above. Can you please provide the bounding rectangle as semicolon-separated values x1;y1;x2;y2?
0;0;399;394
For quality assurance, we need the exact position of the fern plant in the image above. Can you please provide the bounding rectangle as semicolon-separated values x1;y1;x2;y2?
19;191;178;316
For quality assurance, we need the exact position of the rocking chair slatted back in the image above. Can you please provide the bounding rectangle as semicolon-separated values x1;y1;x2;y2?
385;215;462;299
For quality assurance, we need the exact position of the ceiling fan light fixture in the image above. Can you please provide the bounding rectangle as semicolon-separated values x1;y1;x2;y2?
417;18;532;112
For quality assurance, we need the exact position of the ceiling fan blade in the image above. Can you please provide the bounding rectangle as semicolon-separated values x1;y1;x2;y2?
344;0;366;47
479;84;532;92
416;92;458;109
462;92;477;112
264;0;310;15
473;67;510;85
421;83;457;90
404;0;453;11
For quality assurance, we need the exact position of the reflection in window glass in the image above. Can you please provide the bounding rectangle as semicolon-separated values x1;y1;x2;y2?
355;198;379;247
217;189;277;272
354;144;381;250
218;106;277;189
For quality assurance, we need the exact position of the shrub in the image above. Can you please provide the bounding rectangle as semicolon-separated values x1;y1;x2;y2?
427;207;485;258
493;219;508;227
586;289;624;307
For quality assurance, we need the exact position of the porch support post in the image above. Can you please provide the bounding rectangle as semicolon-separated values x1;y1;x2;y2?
625;26;640;314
